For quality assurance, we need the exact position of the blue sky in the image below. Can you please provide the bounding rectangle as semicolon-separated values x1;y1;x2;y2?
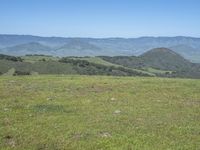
0;0;200;37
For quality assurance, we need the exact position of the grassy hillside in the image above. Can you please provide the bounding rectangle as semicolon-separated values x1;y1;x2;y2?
1;51;200;78
100;48;200;78
70;57;154;76
0;75;199;149
21;55;59;63
59;58;153;76
0;54;22;62
0;56;153;77
170;45;200;63
140;48;191;71
70;57;121;67
0;60;76;75
100;48;192;71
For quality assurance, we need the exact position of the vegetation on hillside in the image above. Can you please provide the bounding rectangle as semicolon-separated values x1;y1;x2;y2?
1;35;200;62
59;57;152;76
100;48;200;78
0;48;200;78
0;54;22;62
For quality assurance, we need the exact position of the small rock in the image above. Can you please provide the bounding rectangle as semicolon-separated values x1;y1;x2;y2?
72;133;83;139
4;108;9;111
8;139;16;148
100;132;111;138
47;97;53;101
111;97;116;101
114;110;121;114
9;80;16;83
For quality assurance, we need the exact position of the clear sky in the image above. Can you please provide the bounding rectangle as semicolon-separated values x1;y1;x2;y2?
0;0;200;37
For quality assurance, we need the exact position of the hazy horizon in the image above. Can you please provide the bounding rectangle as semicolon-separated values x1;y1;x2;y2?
1;34;200;39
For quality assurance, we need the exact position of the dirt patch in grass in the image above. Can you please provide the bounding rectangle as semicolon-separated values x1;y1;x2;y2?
31;104;71;113
99;132;112;138
4;135;16;148
184;99;200;106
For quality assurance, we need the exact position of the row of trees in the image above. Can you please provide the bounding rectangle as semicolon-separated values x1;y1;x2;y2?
0;54;22;62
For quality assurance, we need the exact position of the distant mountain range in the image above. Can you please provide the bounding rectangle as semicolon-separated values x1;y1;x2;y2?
1;48;200;78
0;34;200;62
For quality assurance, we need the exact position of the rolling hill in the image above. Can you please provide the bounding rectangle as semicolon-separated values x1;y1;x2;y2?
140;48;191;71
170;45;200;63
0;54;153;77
0;34;200;62
56;39;103;56
0;42;52;56
0;47;200;78
100;48;200;78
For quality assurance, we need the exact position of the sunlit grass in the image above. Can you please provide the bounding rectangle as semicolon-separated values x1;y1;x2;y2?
0;75;199;149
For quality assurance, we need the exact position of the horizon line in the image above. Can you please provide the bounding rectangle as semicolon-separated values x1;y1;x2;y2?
0;33;200;39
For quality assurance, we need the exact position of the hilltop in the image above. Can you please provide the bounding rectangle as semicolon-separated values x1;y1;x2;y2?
100;48;200;78
140;48;191;71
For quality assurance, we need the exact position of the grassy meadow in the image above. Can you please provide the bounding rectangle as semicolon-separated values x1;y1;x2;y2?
0;75;200;150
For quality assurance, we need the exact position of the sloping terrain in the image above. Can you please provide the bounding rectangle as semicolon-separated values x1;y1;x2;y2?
0;54;152;77
100;48;200;78
1;35;200;62
170;45;200;63
140;48;191;71
0;42;52;56
55;39;104;56
1;48;200;78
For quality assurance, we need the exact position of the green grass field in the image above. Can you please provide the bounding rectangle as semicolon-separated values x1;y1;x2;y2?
0;75;200;150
